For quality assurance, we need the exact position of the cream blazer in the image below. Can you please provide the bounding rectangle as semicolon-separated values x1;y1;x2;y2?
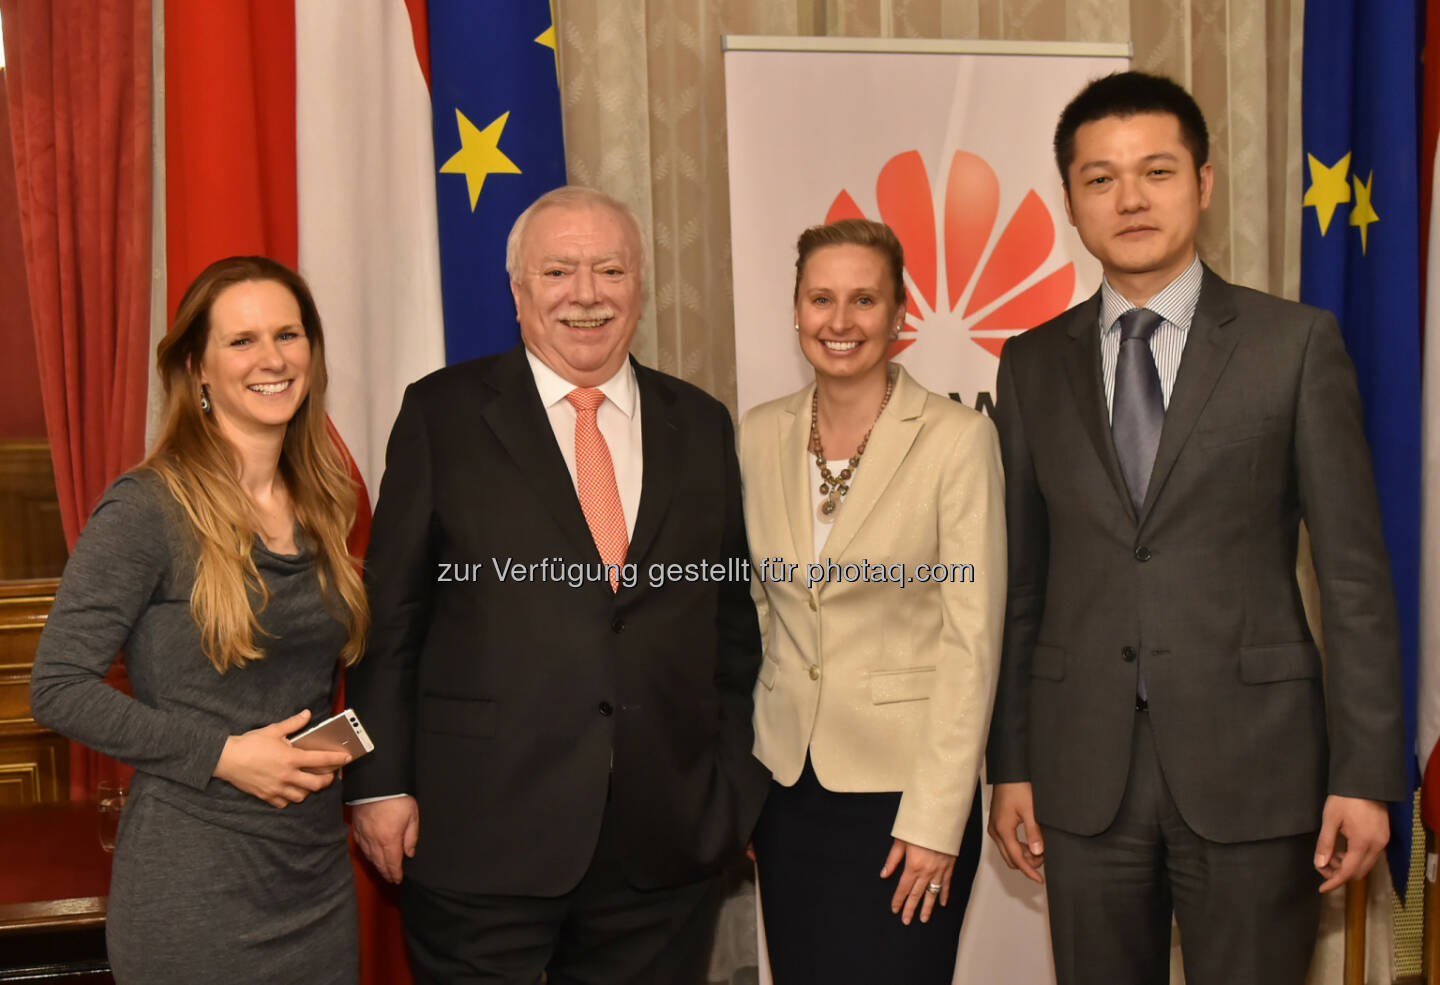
739;366;1005;855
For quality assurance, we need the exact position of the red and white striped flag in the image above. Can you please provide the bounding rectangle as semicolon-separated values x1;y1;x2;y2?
165;0;444;493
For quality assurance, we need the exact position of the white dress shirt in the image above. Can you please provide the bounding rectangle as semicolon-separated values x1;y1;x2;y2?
524;348;643;539
1098;254;1205;417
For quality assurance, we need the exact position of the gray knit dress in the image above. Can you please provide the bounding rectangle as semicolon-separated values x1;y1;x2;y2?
29;473;358;985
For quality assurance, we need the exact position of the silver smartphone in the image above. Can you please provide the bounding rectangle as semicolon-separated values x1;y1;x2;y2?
288;707;375;771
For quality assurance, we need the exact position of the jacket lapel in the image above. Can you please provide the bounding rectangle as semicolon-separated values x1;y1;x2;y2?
815;367;924;585
1138;267;1240;525
625;361;681;569
478;346;600;562
1061;293;1134;517
778;384;816;568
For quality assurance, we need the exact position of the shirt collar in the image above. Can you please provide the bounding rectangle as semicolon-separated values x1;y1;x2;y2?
524;347;638;418
1099;254;1204;336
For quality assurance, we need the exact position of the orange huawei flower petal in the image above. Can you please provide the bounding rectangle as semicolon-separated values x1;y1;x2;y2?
875;151;938;313
821;150;1074;358
944;151;999;312
964;190;1056;317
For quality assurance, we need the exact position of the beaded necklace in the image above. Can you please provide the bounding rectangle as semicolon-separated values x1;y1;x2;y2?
809;370;896;523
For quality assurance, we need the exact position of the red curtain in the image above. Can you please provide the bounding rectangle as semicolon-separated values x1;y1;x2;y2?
1;0;152;798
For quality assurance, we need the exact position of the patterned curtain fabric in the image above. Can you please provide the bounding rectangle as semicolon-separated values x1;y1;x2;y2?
552;3;1384;984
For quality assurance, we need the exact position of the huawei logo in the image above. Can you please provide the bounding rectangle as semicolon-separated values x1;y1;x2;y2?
827;150;1075;357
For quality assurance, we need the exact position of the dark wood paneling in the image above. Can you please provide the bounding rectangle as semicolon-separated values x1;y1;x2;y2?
0;582;65;806
0;445;67;581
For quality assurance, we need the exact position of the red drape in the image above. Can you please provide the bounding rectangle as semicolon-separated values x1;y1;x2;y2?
1;0;152;798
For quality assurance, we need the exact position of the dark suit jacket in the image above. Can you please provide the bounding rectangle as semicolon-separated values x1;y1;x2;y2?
985;266;1407;843
345;345;770;895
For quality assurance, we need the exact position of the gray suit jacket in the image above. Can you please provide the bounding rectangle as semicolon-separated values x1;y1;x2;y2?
985;266;1407;843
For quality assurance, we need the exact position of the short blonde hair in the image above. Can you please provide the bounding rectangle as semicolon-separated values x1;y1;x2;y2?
505;186;649;286
793;218;907;307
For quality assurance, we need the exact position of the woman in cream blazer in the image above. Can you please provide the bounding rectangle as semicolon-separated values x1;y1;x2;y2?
741;219;1005;984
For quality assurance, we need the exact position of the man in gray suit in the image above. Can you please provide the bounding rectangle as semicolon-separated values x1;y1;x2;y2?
985;71;1407;985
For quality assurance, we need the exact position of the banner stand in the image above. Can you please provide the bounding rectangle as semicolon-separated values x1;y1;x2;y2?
723;36;1129;985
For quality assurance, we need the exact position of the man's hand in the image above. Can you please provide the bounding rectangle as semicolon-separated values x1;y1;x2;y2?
1314;795;1389;893
986;781;1045;884
352;796;420;884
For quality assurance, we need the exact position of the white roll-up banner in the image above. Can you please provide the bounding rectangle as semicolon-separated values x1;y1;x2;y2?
724;37;1129;985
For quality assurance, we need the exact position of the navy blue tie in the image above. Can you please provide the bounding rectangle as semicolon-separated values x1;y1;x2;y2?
1112;308;1165;516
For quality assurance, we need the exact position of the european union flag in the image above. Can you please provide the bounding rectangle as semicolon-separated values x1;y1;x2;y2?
1301;0;1422;894
429;1;567;364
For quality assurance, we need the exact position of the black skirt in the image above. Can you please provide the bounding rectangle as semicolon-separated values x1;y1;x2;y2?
753;754;982;985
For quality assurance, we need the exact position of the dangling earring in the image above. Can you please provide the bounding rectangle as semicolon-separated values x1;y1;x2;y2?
200;383;212;414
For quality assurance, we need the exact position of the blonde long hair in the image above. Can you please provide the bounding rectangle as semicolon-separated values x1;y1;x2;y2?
142;256;369;672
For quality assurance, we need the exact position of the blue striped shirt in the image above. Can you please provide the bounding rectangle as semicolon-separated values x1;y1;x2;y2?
1099;256;1204;420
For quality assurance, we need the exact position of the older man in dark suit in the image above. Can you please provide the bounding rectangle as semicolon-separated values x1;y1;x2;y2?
985;72;1407;985
346;186;768;985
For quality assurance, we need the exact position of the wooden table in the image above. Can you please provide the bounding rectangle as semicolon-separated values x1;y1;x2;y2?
0;801;113;982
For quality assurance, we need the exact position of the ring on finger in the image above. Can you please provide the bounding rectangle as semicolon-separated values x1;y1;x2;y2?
926;881;942;895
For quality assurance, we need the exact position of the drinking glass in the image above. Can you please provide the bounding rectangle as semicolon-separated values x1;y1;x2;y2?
97;781;128;853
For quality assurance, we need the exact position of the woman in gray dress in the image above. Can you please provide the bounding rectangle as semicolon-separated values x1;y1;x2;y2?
30;256;370;985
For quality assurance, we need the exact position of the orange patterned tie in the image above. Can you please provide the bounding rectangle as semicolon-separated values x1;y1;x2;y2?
566;388;628;591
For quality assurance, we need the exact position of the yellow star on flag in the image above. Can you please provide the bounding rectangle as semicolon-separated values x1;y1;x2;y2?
1350;170;1379;254
439;109;522;210
536;0;558;81
1303;151;1352;235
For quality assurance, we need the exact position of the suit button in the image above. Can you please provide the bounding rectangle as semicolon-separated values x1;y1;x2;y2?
1121;646;1137;662
808;598;817;612
598;701;614;716
611;616;625;633
808;664;821;680
1134;546;1152;562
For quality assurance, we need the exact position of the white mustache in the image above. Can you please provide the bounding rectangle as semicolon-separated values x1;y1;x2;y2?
559;308;615;322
